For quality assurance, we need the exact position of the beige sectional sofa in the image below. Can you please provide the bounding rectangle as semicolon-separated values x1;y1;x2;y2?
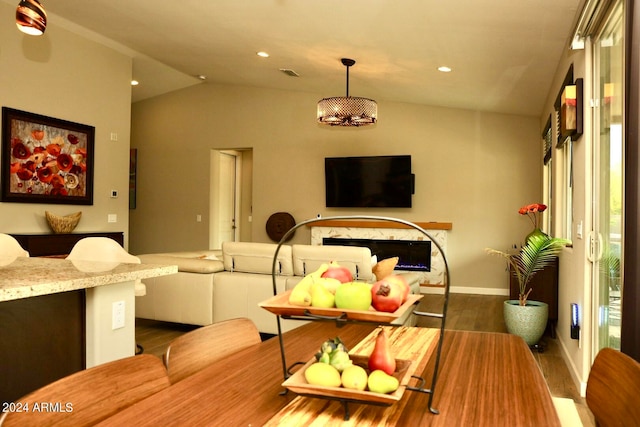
136;241;421;334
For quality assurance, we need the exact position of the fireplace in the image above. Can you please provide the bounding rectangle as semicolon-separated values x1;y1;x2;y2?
309;220;451;286
323;237;431;272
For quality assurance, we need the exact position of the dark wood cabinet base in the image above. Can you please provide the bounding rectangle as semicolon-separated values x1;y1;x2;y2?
10;232;124;257
0;290;85;404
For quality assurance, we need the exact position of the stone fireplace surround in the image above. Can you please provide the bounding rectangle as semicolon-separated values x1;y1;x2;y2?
309;220;452;288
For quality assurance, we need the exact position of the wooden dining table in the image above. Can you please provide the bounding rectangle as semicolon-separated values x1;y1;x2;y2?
96;322;561;426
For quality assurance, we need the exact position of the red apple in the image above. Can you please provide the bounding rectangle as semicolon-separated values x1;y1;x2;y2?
371;279;404;312
321;261;353;283
382;274;410;303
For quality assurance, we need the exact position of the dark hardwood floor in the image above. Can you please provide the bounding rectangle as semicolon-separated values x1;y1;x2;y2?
135;293;594;426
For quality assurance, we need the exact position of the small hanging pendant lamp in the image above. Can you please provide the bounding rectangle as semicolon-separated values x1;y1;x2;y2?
16;0;47;36
317;58;377;127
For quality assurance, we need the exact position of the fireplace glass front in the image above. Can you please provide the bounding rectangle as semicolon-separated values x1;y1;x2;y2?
322;237;431;272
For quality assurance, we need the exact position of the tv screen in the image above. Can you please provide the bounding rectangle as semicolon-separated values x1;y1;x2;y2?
325;155;414;208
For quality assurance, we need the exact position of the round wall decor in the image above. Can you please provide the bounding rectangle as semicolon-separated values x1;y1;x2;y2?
266;212;296;242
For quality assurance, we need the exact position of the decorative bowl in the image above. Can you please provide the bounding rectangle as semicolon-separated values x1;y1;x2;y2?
45;211;82;234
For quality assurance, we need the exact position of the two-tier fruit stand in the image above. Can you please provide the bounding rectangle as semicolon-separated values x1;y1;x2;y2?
259;215;451;419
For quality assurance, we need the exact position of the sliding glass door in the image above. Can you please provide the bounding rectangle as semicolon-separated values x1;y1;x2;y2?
592;0;624;351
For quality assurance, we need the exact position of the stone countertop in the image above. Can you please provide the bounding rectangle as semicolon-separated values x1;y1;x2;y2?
0;256;177;302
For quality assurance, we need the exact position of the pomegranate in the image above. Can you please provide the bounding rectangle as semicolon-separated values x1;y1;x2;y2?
321;261;353;283
371;278;404;312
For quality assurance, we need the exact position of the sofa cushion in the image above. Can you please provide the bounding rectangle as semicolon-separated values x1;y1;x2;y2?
292;244;374;282
222;242;293;275
138;251;224;274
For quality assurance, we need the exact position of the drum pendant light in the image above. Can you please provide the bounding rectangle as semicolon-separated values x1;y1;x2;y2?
16;0;47;36
317;58;377;127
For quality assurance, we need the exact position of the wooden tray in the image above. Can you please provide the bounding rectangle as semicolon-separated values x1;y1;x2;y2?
259;290;422;323
282;354;415;406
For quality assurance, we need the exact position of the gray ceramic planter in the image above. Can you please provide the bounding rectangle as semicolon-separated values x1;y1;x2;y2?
503;300;548;346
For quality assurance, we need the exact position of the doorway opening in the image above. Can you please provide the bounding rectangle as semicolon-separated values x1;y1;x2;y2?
209;149;253;249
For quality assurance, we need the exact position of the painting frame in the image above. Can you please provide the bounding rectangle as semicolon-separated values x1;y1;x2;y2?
1;107;95;205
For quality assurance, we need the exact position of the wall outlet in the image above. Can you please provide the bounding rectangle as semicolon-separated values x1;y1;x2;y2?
112;301;125;330
110;190;118;198
108;214;117;223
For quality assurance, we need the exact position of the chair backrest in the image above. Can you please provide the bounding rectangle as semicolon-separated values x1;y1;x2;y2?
586;347;640;426
0;233;29;257
164;317;261;384
66;237;140;264
0;354;170;427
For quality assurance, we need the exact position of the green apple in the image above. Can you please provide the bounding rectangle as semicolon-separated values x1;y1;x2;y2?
334;281;372;311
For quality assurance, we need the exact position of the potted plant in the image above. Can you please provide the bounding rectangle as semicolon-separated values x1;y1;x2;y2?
486;204;568;346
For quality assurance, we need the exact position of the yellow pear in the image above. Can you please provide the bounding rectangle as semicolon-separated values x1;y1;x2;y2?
310;282;335;308
288;281;312;306
341;365;368;391
304;362;341;387
367;369;399;394
318;277;341;294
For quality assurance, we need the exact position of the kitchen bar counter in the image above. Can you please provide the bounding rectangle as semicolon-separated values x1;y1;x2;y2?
0;256;176;302
0;256;177;404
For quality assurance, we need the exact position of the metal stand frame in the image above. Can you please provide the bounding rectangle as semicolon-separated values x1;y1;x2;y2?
269;215;451;417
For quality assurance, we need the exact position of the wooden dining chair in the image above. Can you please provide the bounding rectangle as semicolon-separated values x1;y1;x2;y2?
585;347;640;427
0;354;170;427
164;317;261;384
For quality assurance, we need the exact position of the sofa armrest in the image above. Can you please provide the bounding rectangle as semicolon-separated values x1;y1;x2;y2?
138;252;224;274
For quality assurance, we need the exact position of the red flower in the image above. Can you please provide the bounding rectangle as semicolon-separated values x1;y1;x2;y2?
12;142;31;159
519;203;547;229
31;129;45;141
16;168;33;180
57;154;73;172
50;187;68;196
37;167;54;184
50;174;65;188
46;144;62;157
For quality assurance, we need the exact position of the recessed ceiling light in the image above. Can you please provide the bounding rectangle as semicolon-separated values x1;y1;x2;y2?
197;75;207;80
131;80;139;86
257;51;270;58
438;66;452;73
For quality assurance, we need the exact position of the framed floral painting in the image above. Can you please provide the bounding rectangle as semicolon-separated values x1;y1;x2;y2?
1;107;95;205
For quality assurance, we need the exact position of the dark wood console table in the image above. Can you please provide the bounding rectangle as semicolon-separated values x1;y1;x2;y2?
10;232;124;257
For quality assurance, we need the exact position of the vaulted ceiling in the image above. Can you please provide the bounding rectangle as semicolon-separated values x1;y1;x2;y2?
26;0;583;116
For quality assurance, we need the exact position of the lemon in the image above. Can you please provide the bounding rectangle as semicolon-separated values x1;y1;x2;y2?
341;365;368;391
304;362;341;387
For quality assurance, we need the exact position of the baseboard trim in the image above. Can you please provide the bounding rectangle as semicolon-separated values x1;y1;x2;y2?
420;286;509;296
555;328;588;397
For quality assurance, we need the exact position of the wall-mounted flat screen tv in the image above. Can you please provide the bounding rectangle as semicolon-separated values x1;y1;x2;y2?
325;155;414;208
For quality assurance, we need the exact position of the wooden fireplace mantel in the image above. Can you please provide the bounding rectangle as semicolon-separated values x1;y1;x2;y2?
307;220;452;230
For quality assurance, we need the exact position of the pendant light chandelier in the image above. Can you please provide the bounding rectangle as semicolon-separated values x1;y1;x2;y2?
317;58;377;127
16;0;47;36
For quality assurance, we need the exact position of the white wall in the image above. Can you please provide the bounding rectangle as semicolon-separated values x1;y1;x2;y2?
130;83;543;294
0;3;132;245
540;43;590;393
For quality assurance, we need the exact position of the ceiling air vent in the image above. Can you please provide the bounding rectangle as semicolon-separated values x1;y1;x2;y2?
279;68;299;77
